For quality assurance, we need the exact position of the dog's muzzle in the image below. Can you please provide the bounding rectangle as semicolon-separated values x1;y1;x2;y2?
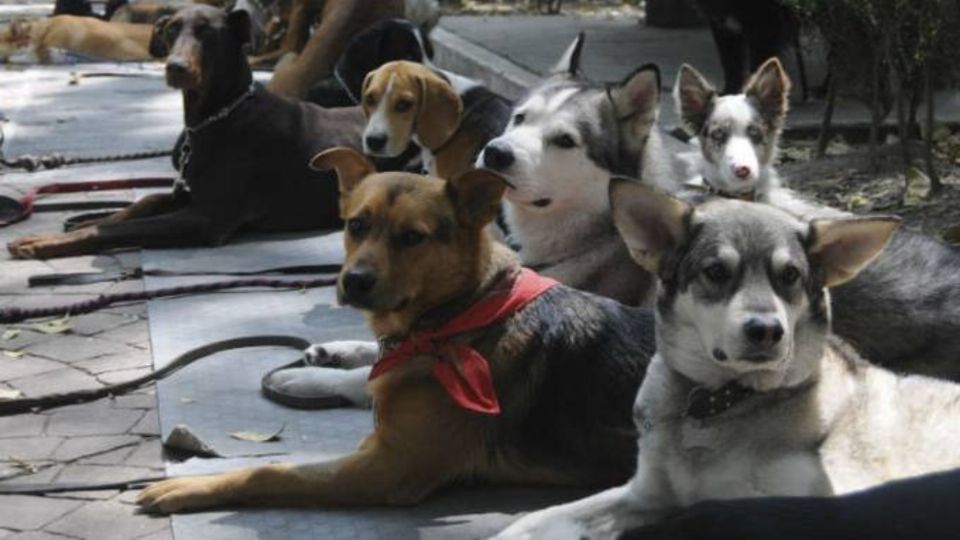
482;142;515;171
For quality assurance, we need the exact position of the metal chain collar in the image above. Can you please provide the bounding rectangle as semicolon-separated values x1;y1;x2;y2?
174;82;257;193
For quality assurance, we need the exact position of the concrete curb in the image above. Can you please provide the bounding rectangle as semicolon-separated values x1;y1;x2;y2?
431;26;539;101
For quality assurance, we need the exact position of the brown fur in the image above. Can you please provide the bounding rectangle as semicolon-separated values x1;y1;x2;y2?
363;61;484;180
135;147;621;514
0;16;153;63
266;0;406;98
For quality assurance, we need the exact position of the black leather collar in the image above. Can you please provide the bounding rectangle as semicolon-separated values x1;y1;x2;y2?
684;381;756;420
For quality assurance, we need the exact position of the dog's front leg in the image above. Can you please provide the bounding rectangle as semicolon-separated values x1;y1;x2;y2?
494;485;652;540
138;431;460;513
66;193;185;231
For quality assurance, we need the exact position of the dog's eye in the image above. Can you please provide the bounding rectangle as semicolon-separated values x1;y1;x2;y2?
364;94;377;108
346;218;368;237
550;134;577;149
779;265;801;286
747;125;764;143
513;113;525;125
394;99;413;113
703;262;730;284
397;230;426;248
710;128;728;144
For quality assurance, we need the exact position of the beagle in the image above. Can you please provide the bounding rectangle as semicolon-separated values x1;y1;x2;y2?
361;60;513;180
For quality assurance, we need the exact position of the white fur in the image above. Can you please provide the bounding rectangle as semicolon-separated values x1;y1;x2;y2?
364;73;408;156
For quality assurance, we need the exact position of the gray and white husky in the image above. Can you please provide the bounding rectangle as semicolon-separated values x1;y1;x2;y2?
495;182;960;540
675;58;960;380
476;34;683;306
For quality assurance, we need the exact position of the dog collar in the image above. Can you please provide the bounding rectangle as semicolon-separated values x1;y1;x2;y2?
699;180;757;202
684;381;755;420
175;83;258;192
369;268;559;415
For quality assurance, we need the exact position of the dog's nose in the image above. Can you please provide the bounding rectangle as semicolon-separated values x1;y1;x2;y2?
743;316;784;348
733;165;752;179
342;269;376;297
365;134;387;153
483;142;515;170
165;60;189;79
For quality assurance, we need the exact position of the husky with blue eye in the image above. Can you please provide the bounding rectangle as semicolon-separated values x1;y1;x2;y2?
494;182;960;540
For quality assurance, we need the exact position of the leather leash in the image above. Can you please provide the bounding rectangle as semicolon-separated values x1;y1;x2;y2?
0;334;313;496
0;334;312;416
28;264;344;287
0;274;339;324
0;177;175;227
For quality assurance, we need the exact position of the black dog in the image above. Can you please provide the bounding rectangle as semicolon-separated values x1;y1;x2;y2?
622;468;960;540
695;0;806;98
7;5;371;259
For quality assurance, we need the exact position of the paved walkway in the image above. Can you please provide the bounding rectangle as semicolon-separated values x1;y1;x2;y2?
436;15;960;130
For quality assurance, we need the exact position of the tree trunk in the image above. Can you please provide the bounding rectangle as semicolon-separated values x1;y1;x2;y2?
924;63;942;194
868;51;882;172
645;0;705;28
817;72;837;158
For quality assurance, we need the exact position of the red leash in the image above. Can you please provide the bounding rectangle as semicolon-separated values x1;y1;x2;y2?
0;177;175;227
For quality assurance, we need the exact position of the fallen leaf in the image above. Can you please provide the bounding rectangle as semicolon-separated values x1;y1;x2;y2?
229;424;285;443
0;389;23;401
941;224;960;245
8;457;38;474
846;193;873;212
2;350;25;359
33;317;72;335
1;329;20;341
903;167;931;207
179;397;195;405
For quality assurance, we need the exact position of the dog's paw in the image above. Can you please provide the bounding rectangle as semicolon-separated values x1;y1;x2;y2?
7;229;95;259
267;366;372;407
136;475;234;514
304;340;378;368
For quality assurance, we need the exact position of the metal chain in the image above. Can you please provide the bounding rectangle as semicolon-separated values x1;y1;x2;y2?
0;122;172;172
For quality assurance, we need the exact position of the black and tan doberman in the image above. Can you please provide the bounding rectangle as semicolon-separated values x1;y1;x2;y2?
8;5;370;259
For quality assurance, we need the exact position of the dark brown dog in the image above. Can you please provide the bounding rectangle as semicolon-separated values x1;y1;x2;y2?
7;5;366;259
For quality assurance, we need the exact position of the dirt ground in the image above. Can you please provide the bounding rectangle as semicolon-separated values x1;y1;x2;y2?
779;129;960;241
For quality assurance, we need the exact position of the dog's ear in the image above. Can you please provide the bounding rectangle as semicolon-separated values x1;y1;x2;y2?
610;176;691;274
610;64;661;155
446;169;507;228
149;15;172;58
743;57;791;128
415;72;463;150
310;147;377;196
227;9;252;47
674;64;716;134
809;217;900;288
550;32;584;76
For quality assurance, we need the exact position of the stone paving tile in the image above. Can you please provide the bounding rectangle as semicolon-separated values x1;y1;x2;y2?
50;435;142;462
6;368;101;398
66;313;137;338
45;499;169;540
122;440;163;469
95;323;151;349
0;330;50;353
76;446;136;466
109;391;157;411
0;415;47;439
55;464;160;486
25;335;132;364
4;532;77;540
0;437;63;462
96;367;152;386
73;348;152;375
129;409;159;436
0;495;82;531
0;356;65;380
45;404;144;437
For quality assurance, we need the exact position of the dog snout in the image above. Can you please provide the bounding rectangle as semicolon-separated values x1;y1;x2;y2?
164;58;196;88
733;165;752;179
364;134;387;153
482;142;515;171
342;268;377;298
743;316;784;350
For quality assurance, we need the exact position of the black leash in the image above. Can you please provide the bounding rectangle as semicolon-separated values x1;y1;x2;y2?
0;334;313;496
0;275;339;324
28;264;344;287
0;334;312;416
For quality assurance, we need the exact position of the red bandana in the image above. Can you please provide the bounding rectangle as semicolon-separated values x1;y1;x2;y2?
369;268;559;415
